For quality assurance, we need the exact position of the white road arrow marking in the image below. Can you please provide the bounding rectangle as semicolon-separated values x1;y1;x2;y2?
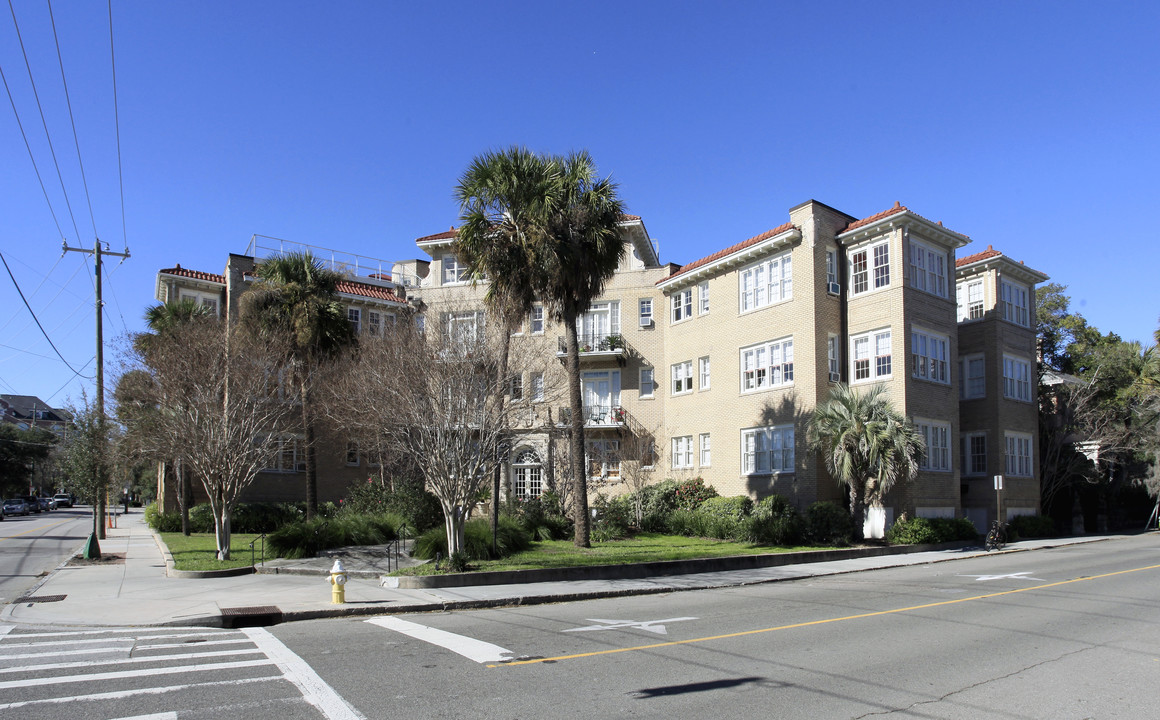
957;571;1045;582
366;617;515;663
562;617;698;635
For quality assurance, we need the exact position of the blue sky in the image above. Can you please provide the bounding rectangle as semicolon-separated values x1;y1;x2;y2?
2;1;1157;407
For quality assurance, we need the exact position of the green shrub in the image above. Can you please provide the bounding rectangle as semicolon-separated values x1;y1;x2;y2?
410;517;531;562
341;477;443;533
509;494;573;541
1009;514;1056;539
639;480;681;520
699;495;754;521
229;503;303;533
666;508;744;541
929;517;980;542
592;494;634;541
266;513;401;559
188;504;215;533
674;477;718;511
746;496;803;546
887;516;979;545
143;502;182;532
806;501;853;546
754;494;793;520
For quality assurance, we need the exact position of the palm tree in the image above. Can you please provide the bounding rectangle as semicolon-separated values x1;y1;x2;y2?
239;252;356;520
807;383;925;540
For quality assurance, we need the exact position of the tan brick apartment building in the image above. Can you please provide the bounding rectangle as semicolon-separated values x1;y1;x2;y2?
154;200;1046;534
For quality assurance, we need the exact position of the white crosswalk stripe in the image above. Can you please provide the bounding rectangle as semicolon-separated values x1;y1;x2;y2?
0;624;365;719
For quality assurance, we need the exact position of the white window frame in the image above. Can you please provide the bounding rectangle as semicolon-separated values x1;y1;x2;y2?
851;329;892;382
443;311;485;345
911;329;949;384
512;450;543;499
740;337;794;393
957;279;985;321
671;435;694;469
178;290;220;316
962;432;987;476
1005;432;1033;477
1000;280;1029;326
960;353;985;399
850;240;890;296
698;281;710;315
671;288;693;323
587;439;621;478
699;356;711;390
908;238;947;297
1003;354;1032;402
699;433;711;467
264;434;303;473
672;360;693;396
442;253;467;285
347;307;361;334
915;419;950;472
827;334;840;381
531;372;544;402
530;304;544;334
367;310;381;336
510;374;524;401
825;249;837;287
639;298;653;326
640;367;655;399
739;251;792;312
741;425;794;475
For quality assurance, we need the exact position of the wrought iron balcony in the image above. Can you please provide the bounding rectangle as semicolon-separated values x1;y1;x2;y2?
556;333;628;362
557;404;628;428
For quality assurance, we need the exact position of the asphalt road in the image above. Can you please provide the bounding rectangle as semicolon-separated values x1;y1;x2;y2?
0;505;93;604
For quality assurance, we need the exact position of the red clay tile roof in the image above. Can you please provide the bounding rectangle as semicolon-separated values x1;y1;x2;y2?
842;202;968;240
336;280;403;303
955;245;1002;267
418;215;641;244
660;222;797;285
159;266;225;284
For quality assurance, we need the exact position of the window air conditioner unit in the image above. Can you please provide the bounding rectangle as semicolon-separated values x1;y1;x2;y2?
829;372;841;382
827;282;841;296
639;316;653;328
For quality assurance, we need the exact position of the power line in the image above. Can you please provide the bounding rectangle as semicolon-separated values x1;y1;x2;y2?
5;0;82;243
46;356;94;404
48;0;98;239
0;249;93;380
0;50;65;240
108;0;128;250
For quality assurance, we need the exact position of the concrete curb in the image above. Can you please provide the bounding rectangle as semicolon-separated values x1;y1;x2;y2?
151;529;256;579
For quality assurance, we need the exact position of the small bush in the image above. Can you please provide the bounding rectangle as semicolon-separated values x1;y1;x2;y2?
341;477;443;533
746;496;803;546
509;494;573;541
887;516;979;545
667;508;744;541
754;494;793;520
699;495;754;521
929;517;980;542
410;517;532;562
230;503;303;534
674;477;718;511
806;501;854;546
639;480;681;520
143;503;181;532
266;513;401;559
1009;514;1056;539
592;494;635;542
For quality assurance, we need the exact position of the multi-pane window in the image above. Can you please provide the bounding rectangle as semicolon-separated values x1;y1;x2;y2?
851;241;890;295
672;361;693;395
639;298;653;326
1005;432;1033;477
960;354;985;399
672;289;693;322
911;330;949;384
741;425;794;474
908;240;947;297
1003;355;1032;402
1000;280;1029;326
510;374;524;401
698;281;710;314
513;450;543;499
181;291;220;316
962;432;987;475
579;301;620;341
345;443;360;466
348;307;361;334
587;439;621;477
852;329;892;381
828;335;840;381
531;373;544;402
443;311;485;344
368;311;381;336
957;279;984;321
826;250;837;287
640;367;655;398
265;435;302;473
915;420;950;471
699;433;711;467
699;356;711;390
671;435;693;469
442;254;466;284
740;338;794;392
530;304;544;334
739;251;792;311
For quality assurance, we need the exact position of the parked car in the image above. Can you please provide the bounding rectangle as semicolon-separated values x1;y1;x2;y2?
42;497;56;510
21;496;41;513
3;499;29;516
53;494;72;508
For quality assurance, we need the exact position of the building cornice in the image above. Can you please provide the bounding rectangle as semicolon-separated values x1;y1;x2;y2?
656;224;801;292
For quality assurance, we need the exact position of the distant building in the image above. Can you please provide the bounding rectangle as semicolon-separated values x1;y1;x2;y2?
0;394;70;435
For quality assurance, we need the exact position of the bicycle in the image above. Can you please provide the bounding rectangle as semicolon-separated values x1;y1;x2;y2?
985;520;1008;551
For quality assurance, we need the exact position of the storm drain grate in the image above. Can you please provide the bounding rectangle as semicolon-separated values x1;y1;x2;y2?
17;594;66;604
220;605;283;628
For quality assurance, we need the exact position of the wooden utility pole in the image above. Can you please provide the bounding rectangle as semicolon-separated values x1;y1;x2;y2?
63;239;129;540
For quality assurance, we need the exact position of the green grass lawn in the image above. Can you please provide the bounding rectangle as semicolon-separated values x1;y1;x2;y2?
159;532;267;572
397;533;820;576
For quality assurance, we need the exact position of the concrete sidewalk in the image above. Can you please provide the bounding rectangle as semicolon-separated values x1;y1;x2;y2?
0;513;1117;629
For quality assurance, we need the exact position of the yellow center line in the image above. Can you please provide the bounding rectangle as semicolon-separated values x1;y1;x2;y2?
490;562;1160;668
0;517;78;541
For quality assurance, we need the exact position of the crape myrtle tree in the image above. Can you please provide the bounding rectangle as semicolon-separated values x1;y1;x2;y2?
807;384;925;540
322;308;551;556
58;392;114;540
455;147;626;547
239;252;356;521
125;318;294;560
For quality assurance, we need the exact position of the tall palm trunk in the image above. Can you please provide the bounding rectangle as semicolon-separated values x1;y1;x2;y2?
302;376;318;520
564;316;590;547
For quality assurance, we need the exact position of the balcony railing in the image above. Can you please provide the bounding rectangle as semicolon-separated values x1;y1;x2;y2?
557;404;627;428
557;333;628;358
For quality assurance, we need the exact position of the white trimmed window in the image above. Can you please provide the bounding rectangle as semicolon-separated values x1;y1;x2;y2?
1003;354;1032;402
741;425;794;474
741;337;794;392
957;279;984;321
671;435;693;469
915;420;950;471
179;290;220;316
851;329;892;381
827;335;840;381
699;356;711;390
739;251;792;312
671;289;693;323
960;354;985;399
826;250;837;287
530;304;544;334
699;433;711;467
911;329;949;384
851;241;890;295
443;311;485;344
640;367;655;398
672;361;693;395
587;439;620;477
908;239;947;297
368;311;381;336
639;298;653;326
509;374;524;401
513;450;543;499
1005;432;1033;477
265;434;302;473
698;281;709;315
442;253;466;284
531;373;544;402
962;432;987;476
348;307;361;334
1000;280;1029;326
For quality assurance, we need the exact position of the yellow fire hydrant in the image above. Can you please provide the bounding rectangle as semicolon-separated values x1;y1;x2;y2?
328;560;348;604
